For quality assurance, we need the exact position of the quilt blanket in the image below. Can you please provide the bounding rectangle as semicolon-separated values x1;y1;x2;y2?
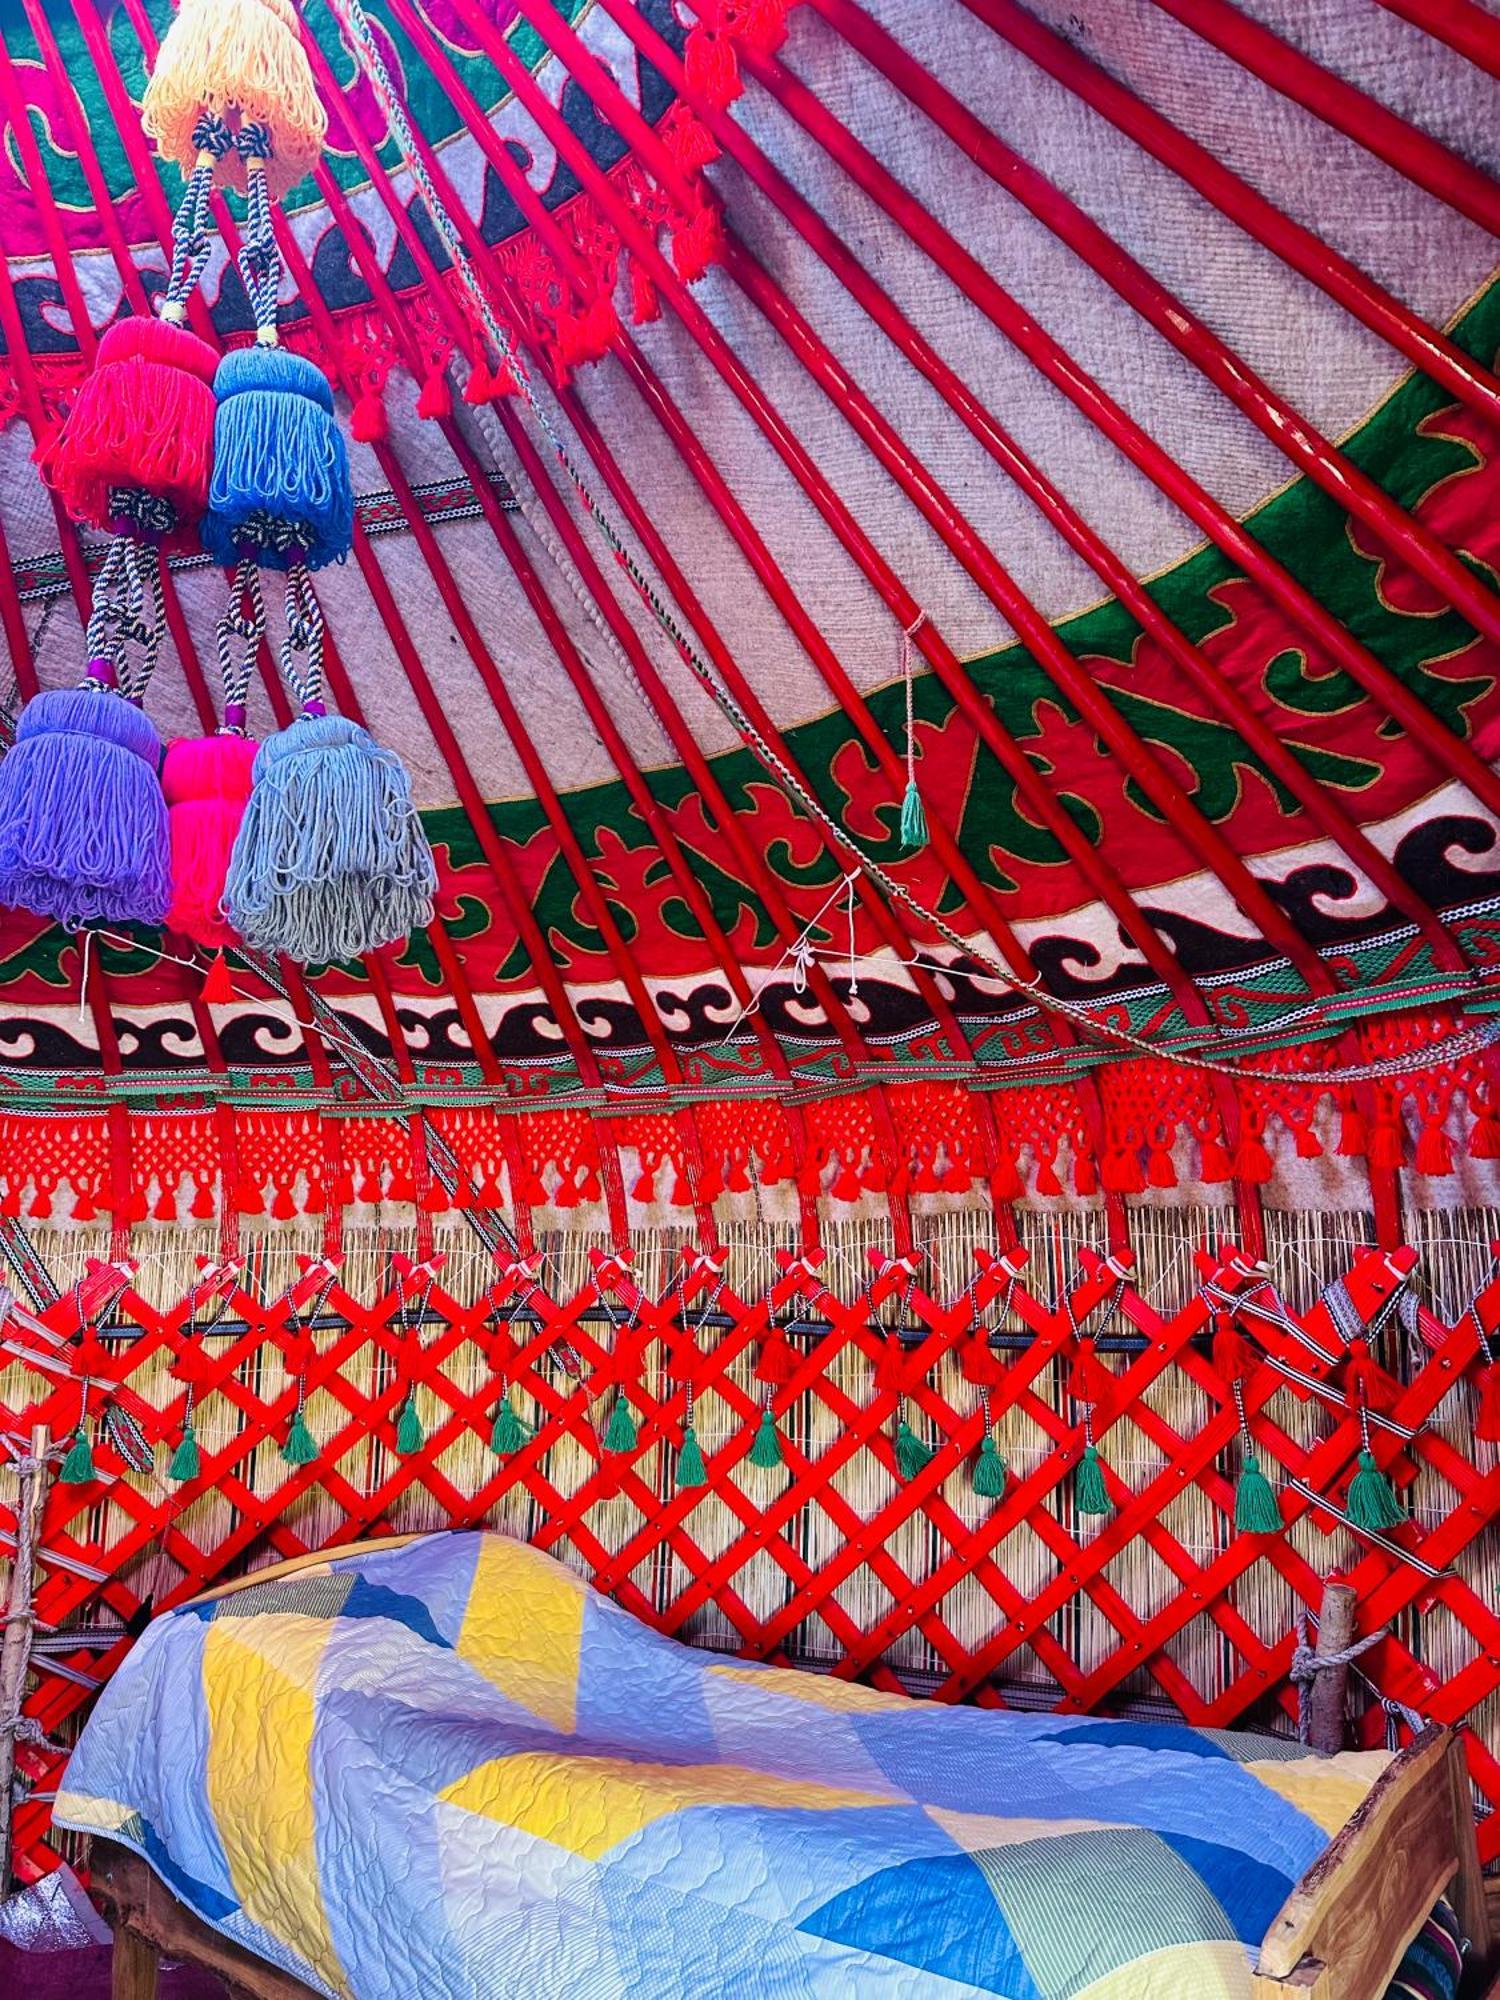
56;1532;1394;2000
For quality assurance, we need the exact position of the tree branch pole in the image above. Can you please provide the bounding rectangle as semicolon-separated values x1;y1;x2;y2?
0;1423;50;1893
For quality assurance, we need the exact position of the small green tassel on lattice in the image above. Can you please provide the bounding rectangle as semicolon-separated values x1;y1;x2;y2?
677;1423;708;1488
282;1408;318;1467
490;1392;532;1458
59;1429;95;1486
167;1422;201;1484
895;1418;934;1483
900;778;928;851
972;1431;1007;1499
395;1391;424;1456
747;1408;784;1468
1233;1451;1281;1534
1075;1442;1112;1517
1347;1448;1404;1532
603;1397;638;1454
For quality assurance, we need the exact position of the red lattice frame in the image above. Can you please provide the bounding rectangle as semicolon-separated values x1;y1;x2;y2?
3;1236;1499;1884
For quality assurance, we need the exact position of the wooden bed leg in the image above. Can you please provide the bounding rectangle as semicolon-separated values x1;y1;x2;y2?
112;1926;160;2000
1445;1735;1494;1990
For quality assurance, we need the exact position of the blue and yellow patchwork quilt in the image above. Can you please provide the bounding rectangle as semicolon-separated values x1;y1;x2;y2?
56;1532;1396;1999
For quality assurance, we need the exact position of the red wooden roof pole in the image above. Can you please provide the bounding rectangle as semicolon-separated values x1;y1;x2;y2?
93;0;600;1232
589;0;1467;975
271;194;818;1245
324;0;945;1099
1371;0;1500;80
355;1;1016;1098
500;16;1337;1004
737;38;1500;828
423;1;1253;1013
89;3;576;1112
293;28;874;1073
962;0;1500;427
810;0;1500;653
40;7;364;1203
278;68;895;1241
1146;0;1500;232
416;3;1274;1248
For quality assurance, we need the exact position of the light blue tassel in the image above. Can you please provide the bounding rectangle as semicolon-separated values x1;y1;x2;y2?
899;777;927;851
202;347;354;572
0;685;169;928
223;713;437;963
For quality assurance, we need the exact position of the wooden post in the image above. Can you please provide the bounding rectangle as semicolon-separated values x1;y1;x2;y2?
1307;1578;1358;1756
0;1422;49;1894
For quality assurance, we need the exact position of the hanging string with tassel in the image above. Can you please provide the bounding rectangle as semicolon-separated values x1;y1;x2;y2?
1208;1306;1281;1534
958;1276;1010;1498
1324;1277;1408;1533
1064;1283;1120;1520
279;1272;335;1467
899;613;927;851
489;1272;538;1459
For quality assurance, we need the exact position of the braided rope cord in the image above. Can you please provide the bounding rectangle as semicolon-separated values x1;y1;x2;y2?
213;557;265;729
279;562;326;714
83;536;166;701
161;115;232;321
235;126;282;343
326;0;1494;1088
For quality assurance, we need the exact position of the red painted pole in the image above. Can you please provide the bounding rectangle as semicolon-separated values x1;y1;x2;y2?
810;0;1500;652
587;0;1467;972
1371;0;1500;81
1146;0;1500;233
733;36;1500;827
960;0;1500;428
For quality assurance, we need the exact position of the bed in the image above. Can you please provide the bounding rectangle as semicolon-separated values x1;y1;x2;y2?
52;1532;1494;2000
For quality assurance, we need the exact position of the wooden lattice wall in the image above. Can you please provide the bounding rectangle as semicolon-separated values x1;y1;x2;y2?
2;1205;1499;1885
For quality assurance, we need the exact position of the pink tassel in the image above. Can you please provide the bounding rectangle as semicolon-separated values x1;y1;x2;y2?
163;733;258;948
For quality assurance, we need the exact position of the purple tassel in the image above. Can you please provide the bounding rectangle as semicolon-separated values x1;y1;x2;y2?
0;679;170;927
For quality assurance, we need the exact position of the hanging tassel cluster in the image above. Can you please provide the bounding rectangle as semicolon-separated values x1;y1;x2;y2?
141;0;327;201
164;718;258;948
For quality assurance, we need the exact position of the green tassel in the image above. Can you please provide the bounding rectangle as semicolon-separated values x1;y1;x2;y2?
603;1397;638;1455
1233;1451;1281;1534
747;1408;783;1468
1347;1448;1404;1531
395;1390;424;1456
490;1392;532;1458
59;1430;95;1486
895;1418;934;1483
1075;1442;1113;1517
899;777;928;851
167;1423;201;1484
972;1431;1007;1499
677;1423;708;1488
281;1408;318;1466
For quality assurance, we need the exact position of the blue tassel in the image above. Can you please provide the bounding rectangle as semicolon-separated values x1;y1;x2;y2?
202;347;354;571
0;685;169;927
224;713;437;963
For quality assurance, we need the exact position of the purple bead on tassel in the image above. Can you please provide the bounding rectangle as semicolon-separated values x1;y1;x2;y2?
0;663;171;929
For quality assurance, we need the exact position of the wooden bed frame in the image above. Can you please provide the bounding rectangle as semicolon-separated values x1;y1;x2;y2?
89;1727;1495;2000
